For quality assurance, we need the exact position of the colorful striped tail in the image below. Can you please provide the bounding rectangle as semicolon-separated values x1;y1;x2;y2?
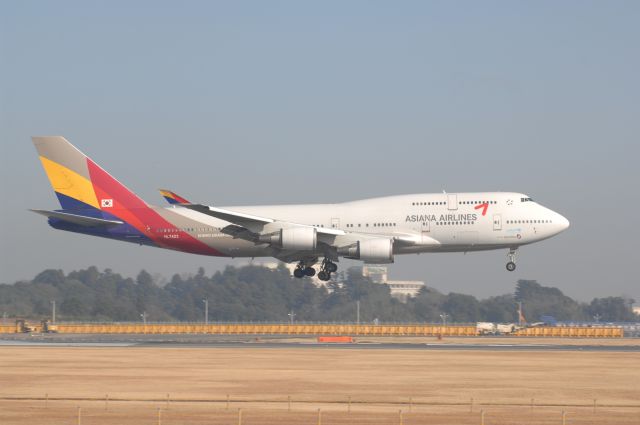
32;136;148;212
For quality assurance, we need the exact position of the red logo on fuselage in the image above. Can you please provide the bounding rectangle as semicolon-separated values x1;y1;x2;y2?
474;202;489;216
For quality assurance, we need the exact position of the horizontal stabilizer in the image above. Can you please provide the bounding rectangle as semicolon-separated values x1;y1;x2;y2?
30;209;124;227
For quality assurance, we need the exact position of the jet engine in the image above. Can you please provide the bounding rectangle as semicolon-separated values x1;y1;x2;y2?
338;238;394;264
258;227;317;251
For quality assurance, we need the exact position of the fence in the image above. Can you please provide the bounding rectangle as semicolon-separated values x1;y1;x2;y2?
1;394;638;425
512;326;623;337
0;321;625;337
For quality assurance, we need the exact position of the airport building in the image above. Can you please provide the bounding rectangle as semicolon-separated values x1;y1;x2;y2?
251;261;425;302
361;265;426;302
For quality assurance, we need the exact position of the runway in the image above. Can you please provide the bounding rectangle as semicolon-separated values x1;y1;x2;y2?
142;341;640;352
2;334;639;351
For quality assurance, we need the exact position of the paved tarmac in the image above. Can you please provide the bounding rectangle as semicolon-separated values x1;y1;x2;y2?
1;334;639;351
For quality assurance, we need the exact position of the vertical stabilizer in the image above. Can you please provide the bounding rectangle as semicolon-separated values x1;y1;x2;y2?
32;136;148;211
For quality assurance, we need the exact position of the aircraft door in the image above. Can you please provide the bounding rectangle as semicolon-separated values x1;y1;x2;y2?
447;194;458;210
493;214;502;231
331;217;340;229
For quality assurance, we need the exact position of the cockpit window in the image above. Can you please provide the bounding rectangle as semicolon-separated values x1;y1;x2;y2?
520;197;534;202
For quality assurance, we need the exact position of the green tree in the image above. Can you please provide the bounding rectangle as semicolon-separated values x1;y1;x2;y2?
33;269;65;285
442;293;481;323
2;266;636;325
515;280;586;321
587;297;636;322
60;297;86;317
409;287;446;322
480;295;516;323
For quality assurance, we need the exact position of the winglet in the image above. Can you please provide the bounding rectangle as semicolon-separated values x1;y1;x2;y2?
159;189;191;205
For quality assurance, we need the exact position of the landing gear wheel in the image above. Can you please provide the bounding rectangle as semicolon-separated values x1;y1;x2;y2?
304;267;316;277
326;262;338;273
505;248;518;272
293;268;305;278
317;271;330;281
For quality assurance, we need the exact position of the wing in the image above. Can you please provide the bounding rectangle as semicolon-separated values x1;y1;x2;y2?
184;204;344;237
182;204;434;264
183;204;361;262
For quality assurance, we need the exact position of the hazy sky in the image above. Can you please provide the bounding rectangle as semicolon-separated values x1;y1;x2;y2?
1;1;638;302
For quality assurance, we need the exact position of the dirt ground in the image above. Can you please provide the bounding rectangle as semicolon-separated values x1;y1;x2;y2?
0;345;638;424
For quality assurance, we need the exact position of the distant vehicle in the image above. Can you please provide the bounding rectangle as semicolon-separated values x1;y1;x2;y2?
496;323;517;334
41;321;58;333
476;322;519;335
31;136;570;280
476;322;497;335
15;320;38;333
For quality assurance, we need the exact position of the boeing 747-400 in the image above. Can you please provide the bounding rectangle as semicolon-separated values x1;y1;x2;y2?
31;136;569;281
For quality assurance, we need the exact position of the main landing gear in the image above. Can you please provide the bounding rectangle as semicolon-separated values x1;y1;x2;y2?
317;258;338;282
506;249;517;272
293;262;317;278
293;259;338;281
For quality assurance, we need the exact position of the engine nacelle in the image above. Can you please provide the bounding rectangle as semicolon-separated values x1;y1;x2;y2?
259;227;317;251
338;238;394;264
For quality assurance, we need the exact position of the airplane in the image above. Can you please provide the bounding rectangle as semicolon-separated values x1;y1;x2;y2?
31;136;570;281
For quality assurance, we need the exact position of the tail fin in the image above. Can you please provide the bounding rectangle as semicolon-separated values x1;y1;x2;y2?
159;189;191;205
32;136;148;212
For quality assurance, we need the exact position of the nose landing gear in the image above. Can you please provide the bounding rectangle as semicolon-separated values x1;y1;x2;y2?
506;249;517;272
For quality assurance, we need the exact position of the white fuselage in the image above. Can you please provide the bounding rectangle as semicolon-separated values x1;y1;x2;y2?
165;192;570;259
32;136;570;276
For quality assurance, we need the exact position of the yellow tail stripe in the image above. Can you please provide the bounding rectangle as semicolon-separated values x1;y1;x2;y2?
39;156;100;209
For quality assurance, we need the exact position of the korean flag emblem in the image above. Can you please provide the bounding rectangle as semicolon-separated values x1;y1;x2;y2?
101;199;114;208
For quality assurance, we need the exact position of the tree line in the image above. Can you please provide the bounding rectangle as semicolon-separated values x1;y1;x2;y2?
0;265;637;323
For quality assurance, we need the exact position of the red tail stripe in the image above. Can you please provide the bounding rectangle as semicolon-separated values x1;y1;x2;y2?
86;158;222;255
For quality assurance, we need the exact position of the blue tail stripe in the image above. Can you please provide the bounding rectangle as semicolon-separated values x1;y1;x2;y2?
54;192;124;222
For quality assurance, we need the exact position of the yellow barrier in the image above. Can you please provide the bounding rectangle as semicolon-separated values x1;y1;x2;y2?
52;323;477;336
513;326;624;338
0;322;624;337
0;323;19;334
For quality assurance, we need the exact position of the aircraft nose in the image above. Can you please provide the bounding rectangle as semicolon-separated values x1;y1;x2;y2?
556;213;570;231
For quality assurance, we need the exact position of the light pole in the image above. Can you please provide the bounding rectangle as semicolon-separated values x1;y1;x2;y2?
51;300;56;324
203;299;209;325
517;301;524;326
140;312;147;324
439;313;449;326
356;300;360;325
288;311;296;325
